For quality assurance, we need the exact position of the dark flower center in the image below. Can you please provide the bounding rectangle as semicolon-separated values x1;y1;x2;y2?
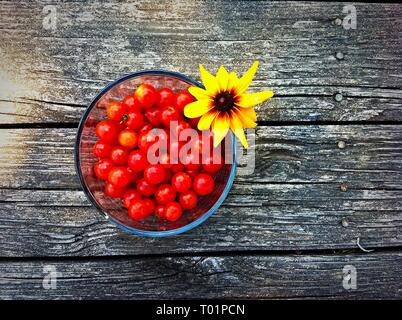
214;92;235;112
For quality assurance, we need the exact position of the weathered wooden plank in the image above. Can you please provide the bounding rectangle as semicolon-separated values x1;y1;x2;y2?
0;1;401;123
1;92;402;124
0;183;401;256
0;252;401;299
0;126;401;189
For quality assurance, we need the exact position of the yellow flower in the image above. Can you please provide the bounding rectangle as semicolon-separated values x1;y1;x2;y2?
184;61;273;149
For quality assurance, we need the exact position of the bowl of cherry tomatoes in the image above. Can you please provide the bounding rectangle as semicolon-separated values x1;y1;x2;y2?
75;70;237;237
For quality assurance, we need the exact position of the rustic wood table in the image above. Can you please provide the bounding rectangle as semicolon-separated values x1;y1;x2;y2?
0;1;401;299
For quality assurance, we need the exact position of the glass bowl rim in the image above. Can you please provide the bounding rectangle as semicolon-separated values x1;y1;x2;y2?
74;69;237;237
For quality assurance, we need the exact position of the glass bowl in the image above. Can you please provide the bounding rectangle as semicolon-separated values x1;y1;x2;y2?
75;70;237;237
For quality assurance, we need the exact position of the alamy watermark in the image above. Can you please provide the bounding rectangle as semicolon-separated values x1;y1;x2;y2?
42;265;61;290
342;265;357;290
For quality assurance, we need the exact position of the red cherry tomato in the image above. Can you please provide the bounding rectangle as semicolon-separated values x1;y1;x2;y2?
202;154;223;173
172;120;191;138
155;184;176;205
125;110;144;130
182;152;200;170
128;150;147;172
189;117;200;128
162;169;172;183
138;129;168;153
94;158;114;180
175;91;194;113
123;189;142;208
155;205;166;219
138;123;153;134
171;172;192;193
186;169;199;179
127;167;141;182
179;191;198;209
128;199;148;221
134;84;158;109
165;202;183;221
142;198;155;215
145;107;162;126
159;152;172;169
144;164;165;185
160;105;180;127
106;101;127;121
93;141;112;158
157;88;175;108
171;163;185;173
105;182;125;198
108;167;131;188
136;178;156;196
118;129;137;149
193;173;214;196
110;146;128;165
95;120;119;143
122;95;141;112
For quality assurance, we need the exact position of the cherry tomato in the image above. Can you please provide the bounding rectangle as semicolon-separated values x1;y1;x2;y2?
105;182;125;198
145;107;162;126
122;95;141;112
157;88;175;108
138;129;168;153
110;146;128;165
160;105;180;127
128;199;148;221
134;84;158;109
142;198;155;215
175;91;194;113
136;178;156;196
155;184;176;205
179;191;198;209
165;202;183;221
108;167;131;188
202;154;223;173
193;173;214;196
144;164;165;185
95;120;119;143
138;122;153;134
155;205;166;219
106;101;127;121
125;110;144;130
171;163;185;173
118;129;137;149
186;169;199;179
159;152;172;169
162;169;172;183
94;158;114;180
93;141;112;158
128;150;147;172
171;172;192;193
182;152;200;170
172;120;191;138
123;189;142;208
127;167;141;182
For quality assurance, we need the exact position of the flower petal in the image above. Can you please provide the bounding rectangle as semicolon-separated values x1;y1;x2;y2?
229;110;248;149
237;61;259;95
184;100;214;118
188;86;211;101
227;72;239;94
199;64;219;95
236;90;274;108
197;109;219;131
233;107;257;128
216;66;229;92
212;112;230;148
239;106;257;122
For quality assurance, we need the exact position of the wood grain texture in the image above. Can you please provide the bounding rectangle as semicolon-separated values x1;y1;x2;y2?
1;125;401;189
0;125;401;256
0;1;401;123
0;252;401;299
